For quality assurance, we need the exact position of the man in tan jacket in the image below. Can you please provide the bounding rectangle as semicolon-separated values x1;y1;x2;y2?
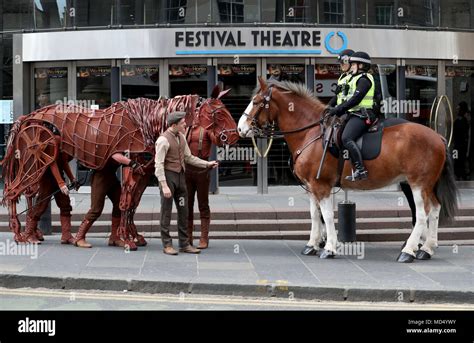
155;111;218;255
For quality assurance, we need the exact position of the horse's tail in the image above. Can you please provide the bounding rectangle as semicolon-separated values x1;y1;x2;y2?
434;139;458;225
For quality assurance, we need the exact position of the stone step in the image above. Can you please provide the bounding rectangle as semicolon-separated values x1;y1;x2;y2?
29;227;473;242
1;207;473;222
2;216;474;231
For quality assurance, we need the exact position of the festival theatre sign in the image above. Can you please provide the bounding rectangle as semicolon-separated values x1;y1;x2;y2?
174;29;348;56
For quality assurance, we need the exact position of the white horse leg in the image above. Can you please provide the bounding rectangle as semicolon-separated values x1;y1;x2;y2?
319;196;338;259
399;188;429;262
319;206;327;245
301;193;323;255
418;202;440;258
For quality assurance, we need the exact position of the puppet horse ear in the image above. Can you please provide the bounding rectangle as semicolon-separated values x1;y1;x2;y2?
211;85;220;99
217;88;231;99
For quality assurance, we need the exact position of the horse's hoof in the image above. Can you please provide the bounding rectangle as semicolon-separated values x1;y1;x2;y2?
318;241;326;249
397;252;415;263
124;241;138;251
319;249;335;259
415;250;431;260
135;236;147;247
301;245;318;256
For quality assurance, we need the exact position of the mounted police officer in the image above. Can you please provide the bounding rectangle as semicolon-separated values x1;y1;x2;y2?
329;51;375;181
328;49;354;108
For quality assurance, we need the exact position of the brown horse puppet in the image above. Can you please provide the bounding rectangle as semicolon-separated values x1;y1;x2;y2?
238;77;458;263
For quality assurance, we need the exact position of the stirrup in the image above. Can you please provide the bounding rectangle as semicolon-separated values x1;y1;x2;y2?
345;169;368;181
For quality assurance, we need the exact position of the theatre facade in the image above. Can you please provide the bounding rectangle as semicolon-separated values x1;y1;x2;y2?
4;1;474;192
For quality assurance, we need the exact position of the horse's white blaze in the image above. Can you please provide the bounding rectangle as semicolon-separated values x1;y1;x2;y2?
307;193;322;247
402;188;429;256
319;196;337;253
421;202;441;256
238;101;254;138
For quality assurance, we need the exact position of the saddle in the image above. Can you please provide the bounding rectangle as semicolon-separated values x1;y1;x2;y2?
324;116;408;160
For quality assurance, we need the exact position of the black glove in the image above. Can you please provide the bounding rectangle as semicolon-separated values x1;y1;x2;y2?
129;160;145;175
328;107;340;117
69;179;81;191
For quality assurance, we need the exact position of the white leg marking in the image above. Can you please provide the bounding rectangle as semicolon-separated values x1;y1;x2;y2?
421;202;441;256
307;193;322;247
319;196;337;253
402;188;428;256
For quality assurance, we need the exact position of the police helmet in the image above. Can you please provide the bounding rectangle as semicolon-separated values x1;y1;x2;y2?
349;51;372;70
337;49;354;64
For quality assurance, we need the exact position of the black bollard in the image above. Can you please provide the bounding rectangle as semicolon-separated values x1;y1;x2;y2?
337;200;356;242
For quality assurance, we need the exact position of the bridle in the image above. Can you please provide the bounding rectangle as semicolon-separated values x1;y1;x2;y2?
198;97;237;144
243;84;328;157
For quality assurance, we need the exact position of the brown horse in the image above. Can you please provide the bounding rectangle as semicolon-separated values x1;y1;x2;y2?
2;87;239;249
238;77;458;262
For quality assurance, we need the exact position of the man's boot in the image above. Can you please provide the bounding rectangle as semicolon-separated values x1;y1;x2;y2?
108;216;125;247
344;141;368;181
74;219;93;248
197;218;210;249
60;215;75;244
23;216;41;244
187;219;194;246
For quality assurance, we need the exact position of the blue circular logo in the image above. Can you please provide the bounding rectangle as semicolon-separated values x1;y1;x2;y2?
325;31;348;54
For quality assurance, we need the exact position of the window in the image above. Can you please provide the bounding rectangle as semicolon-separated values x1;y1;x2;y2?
375;5;393;25
323;0;344;24
34;0;71;29
440;0;472;29
216;0;244;23
169;64;208;97
285;0;310;22
405;65;438;126
2;0;34;31
73;0;114;27
166;0;188;23
34;67;68;109
424;0;434;25
121;65;160;100
76;66;111;108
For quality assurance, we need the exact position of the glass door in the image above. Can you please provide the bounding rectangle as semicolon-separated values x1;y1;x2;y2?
265;59;306;186
217;59;258;186
445;64;474;180
75;61;113;185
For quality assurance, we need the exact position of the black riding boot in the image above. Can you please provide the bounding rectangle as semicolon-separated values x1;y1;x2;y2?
344;140;368;181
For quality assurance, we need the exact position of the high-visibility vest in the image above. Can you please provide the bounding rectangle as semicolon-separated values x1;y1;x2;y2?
346;73;375;112
336;72;351;105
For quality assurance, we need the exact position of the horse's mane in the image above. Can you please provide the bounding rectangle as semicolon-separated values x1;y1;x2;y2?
123;97;167;147
254;80;327;114
124;95;200;147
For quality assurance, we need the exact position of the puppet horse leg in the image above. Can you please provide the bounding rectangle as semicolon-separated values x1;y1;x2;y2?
23;196;41;244
129;209;147;247
117;211;137;251
9;201;24;244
